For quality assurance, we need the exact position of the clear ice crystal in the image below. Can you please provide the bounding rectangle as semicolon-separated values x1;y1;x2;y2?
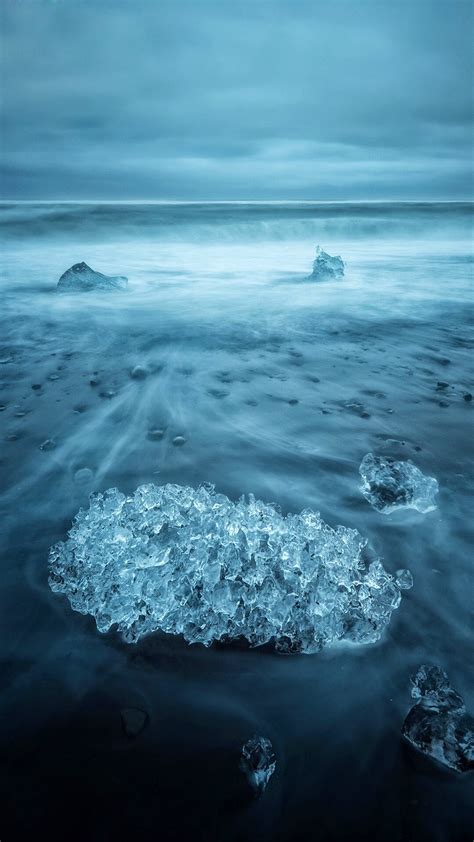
359;454;439;514
409;665;465;713
240;735;276;795
402;665;474;773
48;483;408;651
395;569;414;590
311;246;344;280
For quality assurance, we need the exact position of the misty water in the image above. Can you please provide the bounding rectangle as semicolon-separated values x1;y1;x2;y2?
1;202;473;841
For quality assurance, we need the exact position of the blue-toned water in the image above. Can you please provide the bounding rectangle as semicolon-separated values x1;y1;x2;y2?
1;202;473;841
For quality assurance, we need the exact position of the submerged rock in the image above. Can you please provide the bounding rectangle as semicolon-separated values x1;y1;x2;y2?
402;665;474;773
311;246;344;281
359;454;438;514
57;262;128;292
48;482;408;652
240;736;276;796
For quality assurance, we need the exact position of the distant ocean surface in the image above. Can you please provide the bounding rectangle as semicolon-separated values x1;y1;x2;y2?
1;202;473;841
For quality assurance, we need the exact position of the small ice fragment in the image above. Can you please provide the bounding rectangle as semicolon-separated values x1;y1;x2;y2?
147;429;165;441
39;439;56;451
130;365;148;380
57;262;128;292
395;569;413;590
172;435;186;447
48;483;408;651
311;246;344;281
74;467;94;485
359;454;438;514
48;373;59;381
402;665;473;773
240;735;276;796
120;707;148;738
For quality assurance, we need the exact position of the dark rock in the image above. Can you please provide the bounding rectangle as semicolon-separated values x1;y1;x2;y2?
463;393;472;402
130;365;148;380
57;262;128;292
39;439;56;451
120;707;148;738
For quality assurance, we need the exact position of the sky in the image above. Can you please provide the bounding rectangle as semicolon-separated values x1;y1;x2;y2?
1;0;473;201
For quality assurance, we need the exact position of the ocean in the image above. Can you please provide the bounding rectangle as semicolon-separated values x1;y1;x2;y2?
1;201;473;840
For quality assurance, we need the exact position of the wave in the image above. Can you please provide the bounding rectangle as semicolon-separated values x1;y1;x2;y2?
1;201;472;244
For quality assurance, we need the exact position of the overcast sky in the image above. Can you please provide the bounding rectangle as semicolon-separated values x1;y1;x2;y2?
1;0;472;200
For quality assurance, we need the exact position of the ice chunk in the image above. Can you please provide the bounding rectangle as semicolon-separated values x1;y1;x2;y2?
359;454;438;514
240;735;276;796
57;262;128;291
395;569;414;590
402;665;474;773
311;246;344;281
48;483;408;651
409;664;465;713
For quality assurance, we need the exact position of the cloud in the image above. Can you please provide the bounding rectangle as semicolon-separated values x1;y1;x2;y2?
1;0;472;199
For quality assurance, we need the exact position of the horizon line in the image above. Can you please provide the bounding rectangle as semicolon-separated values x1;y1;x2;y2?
0;198;472;205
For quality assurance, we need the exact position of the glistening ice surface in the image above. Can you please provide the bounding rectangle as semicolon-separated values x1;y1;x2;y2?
49;483;406;651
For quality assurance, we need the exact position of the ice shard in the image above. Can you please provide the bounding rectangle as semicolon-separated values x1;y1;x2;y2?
359;454;438;514
240;736;276;796
57;262;128;291
49;483;408;652
311;246;344;280
402;665;474;773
